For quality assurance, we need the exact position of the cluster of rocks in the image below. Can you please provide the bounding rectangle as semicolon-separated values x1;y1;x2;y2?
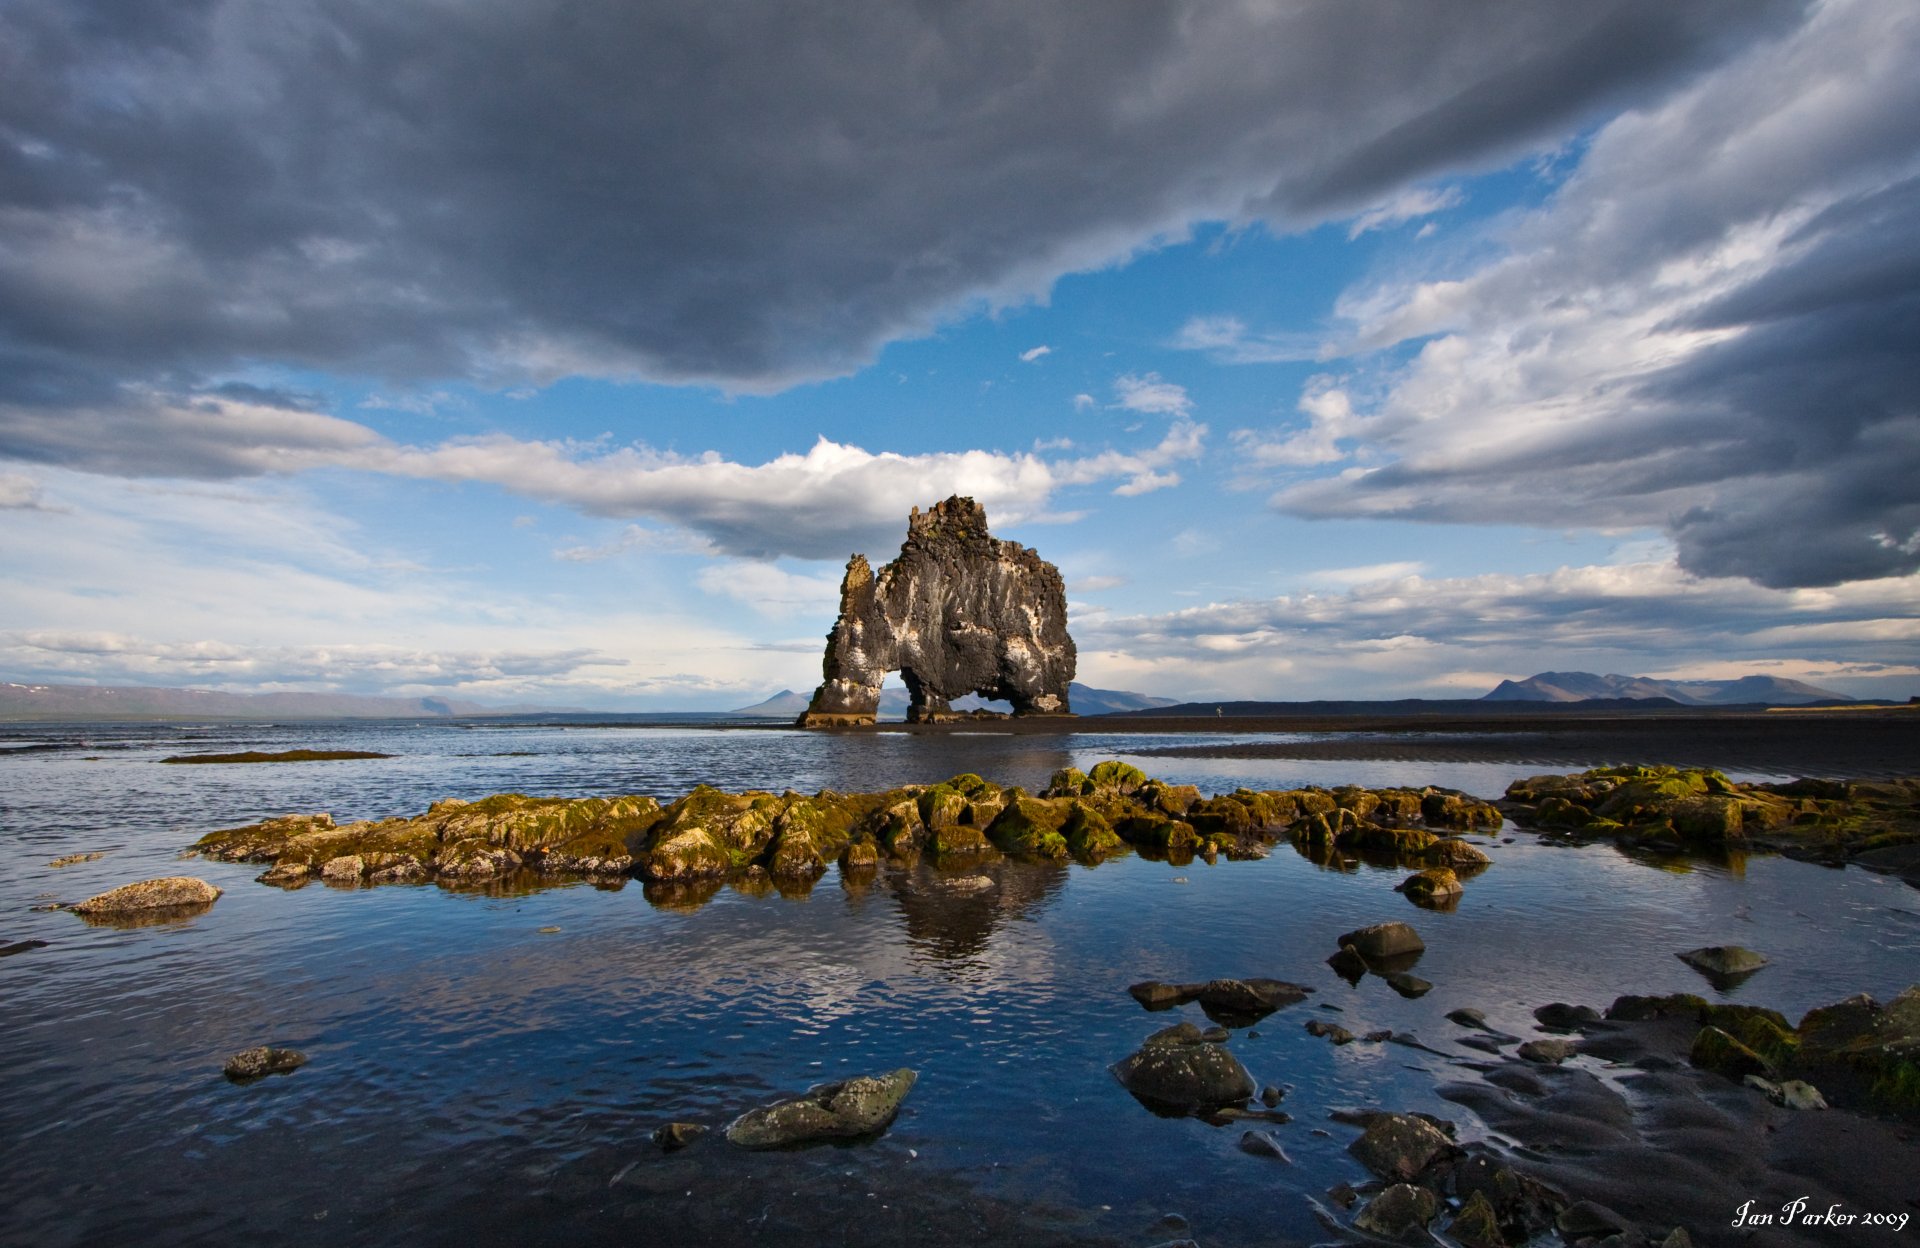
189;761;1503;893
798;495;1077;725
1337;1109;1682;1248
1501;766;1920;876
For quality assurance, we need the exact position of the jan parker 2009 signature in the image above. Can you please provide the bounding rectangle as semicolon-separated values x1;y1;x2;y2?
1734;1198;1911;1232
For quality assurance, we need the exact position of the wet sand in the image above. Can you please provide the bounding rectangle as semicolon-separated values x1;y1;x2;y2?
845;709;1920;780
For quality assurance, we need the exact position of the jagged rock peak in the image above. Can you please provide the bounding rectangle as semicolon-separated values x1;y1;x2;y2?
799;496;1076;726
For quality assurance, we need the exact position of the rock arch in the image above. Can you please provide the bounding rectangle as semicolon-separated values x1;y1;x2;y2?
797;496;1076;725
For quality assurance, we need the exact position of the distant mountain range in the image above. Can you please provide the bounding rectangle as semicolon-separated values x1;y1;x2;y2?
0;682;573;721
731;682;1180;719
1481;671;1850;706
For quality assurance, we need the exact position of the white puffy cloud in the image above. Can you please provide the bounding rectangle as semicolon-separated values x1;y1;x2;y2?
0;391;1207;559
1111;372;1194;419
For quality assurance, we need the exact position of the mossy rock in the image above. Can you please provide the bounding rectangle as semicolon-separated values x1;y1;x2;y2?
917;785;971;830
1532;796;1599;828
1282;788;1337;818
643;827;733;881
1699;1007;1798;1066
1690;1025;1773;1080
1138;780;1201;817
1115;814;1198;853
1187;795;1254;838
1421;789;1503;829
274;819;439;870
1665;794;1746;843
194;813;338;862
1085;760;1147;795
1595;770;1713;823
1424;837;1492;867
985;797;1071;859
941;773;1001;801
437;839;523;879
931;822;995;858
1606;993;1709;1022
1042;767;1090;798
1228;789;1294;831
872;798;927;853
649;786;782;863
1062;802;1125;859
1333;787;1381;819
1290;808;1360;845
1343;823;1438;856
1870;1058;1920;1109
840;836;880;870
1372;790;1426;822
1398;867;1463;903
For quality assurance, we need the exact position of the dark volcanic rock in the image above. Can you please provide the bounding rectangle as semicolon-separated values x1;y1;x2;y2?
1338;921;1425;960
1354;1183;1440;1238
797;496;1075;724
1112;1022;1257;1111
1677;944;1768;987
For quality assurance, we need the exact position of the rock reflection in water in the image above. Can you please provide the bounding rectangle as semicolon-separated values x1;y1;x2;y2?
885;860;1070;968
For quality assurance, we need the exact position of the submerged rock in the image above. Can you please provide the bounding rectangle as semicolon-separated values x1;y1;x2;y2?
797;496;1075;724
1677;944;1769;985
1237;1129;1289;1160
1305;1019;1356;1045
652;1121;708;1151
223;1046;307;1081
71;876;221;916
725;1068;917;1149
1385;972;1432;999
1125;977;1312;1024
1112;1022;1257;1112
1517;1039;1578;1065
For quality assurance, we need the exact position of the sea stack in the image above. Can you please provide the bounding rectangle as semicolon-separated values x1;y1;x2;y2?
798;496;1076;725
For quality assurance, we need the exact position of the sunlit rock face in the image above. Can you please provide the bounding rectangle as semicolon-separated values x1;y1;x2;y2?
798;496;1076;725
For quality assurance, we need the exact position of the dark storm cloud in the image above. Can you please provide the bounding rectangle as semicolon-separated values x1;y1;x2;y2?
0;0;1804;403
1261;0;1920;590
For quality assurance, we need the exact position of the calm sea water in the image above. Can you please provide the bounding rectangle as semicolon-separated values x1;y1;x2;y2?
3;722;1917;1247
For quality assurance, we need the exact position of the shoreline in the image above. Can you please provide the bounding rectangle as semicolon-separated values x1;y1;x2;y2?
762;709;1920;780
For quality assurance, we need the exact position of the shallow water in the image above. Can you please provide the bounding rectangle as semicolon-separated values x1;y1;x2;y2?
3;722;1917;1247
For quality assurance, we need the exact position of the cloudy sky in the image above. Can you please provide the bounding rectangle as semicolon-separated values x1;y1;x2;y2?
3;0;1917;708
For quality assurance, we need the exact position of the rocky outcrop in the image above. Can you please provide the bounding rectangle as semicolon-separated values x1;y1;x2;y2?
194;765;1506;904
1500;766;1920;866
798;496;1076;725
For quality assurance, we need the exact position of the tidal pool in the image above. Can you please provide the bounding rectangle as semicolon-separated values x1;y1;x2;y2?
3;722;1916;1246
